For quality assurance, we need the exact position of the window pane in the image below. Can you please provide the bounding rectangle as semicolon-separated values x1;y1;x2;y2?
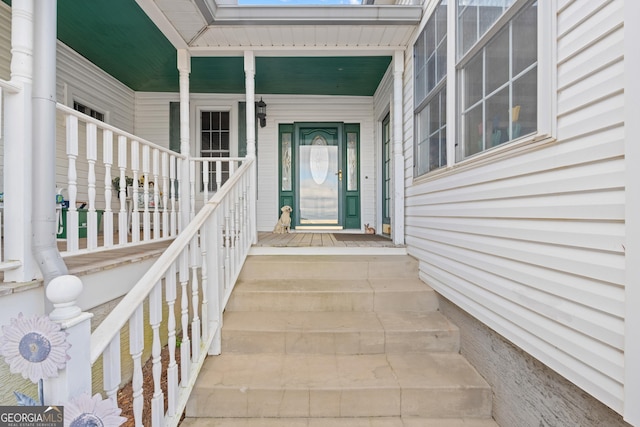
485;27;509;95
464;54;483;107
513;2;537;76
202;132;211;151
221;132;230;151
485;87;509;148
436;3;447;42
427;54;436;93
221;111;230;130
437;42;447;84
202;112;211;130
478;3;503;36
512;67;537;138
458;5;477;57
464;104;483;156
212;112;220;130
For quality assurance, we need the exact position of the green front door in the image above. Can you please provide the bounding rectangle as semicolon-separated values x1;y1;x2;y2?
278;122;360;230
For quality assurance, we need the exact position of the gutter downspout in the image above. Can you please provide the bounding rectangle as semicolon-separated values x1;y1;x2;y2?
31;0;68;283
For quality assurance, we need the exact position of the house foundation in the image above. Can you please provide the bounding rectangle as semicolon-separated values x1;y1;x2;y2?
438;296;631;427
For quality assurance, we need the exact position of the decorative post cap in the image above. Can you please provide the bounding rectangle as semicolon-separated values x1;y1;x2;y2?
46;275;83;321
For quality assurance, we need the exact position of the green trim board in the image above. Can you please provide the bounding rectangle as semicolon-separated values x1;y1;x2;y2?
2;0;391;96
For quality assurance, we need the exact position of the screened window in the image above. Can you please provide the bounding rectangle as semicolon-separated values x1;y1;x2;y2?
414;0;448;176
458;0;537;159
201;111;230;191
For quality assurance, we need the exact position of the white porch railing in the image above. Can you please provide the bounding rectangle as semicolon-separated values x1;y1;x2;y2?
77;157;254;425
56;103;186;254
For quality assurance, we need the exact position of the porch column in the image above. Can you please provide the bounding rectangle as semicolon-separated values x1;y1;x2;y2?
4;0;37;282
244;51;257;243
624;0;640;424
391;51;405;246
178;49;191;231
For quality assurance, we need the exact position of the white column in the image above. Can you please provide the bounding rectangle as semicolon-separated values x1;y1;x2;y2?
178;49;191;231
4;0;36;282
624;0;640;424
244;51;257;243
244;51;256;159
391;51;405;246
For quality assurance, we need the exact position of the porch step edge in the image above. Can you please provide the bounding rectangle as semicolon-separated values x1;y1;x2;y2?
180;417;500;427
249;246;407;256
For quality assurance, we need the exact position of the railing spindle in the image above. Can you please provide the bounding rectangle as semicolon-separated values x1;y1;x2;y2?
131;141;140;243
165;263;178;416
66;114;80;252
152;149;160;240
129;305;144;427
150;280;164;427
86;122;98;250
179;250;191;386
118;135;128;244
103;333;121;405
191;235;201;362
162;152;170;238
103;130;114;247
142;145;151;241
170;155;177;236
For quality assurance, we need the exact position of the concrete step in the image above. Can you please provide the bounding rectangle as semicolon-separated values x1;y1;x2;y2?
181;417;500;426
222;311;460;354
186;353;492;419
237;255;419;282
226;278;438;313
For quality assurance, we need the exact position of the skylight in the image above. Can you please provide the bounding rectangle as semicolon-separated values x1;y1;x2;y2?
238;0;362;5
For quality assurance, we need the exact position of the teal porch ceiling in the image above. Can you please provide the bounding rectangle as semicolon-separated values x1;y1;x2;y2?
2;0;392;96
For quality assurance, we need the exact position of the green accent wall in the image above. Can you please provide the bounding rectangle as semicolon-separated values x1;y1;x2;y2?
169;102;181;153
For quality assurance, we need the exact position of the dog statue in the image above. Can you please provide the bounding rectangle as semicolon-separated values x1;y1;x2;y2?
273;205;292;234
364;223;376;234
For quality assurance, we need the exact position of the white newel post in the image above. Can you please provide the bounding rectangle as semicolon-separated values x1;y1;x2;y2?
178;49;191;232
43;275;93;404
4;0;36;282
244;51;258;244
392;51;405;246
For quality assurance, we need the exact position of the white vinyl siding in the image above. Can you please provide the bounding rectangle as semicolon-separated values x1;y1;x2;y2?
405;0;626;416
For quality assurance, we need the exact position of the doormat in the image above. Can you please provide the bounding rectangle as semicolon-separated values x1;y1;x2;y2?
332;233;391;242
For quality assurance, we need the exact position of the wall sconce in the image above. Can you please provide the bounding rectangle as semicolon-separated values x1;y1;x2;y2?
256;97;267;128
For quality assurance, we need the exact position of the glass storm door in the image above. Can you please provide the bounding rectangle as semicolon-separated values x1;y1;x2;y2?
297;125;342;227
381;114;391;235
278;123;360;230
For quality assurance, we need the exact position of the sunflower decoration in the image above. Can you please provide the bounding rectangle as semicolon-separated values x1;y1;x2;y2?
0;313;71;383
64;393;127;427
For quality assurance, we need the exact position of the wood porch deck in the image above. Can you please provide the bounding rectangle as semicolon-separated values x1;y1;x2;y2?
1;231;403;288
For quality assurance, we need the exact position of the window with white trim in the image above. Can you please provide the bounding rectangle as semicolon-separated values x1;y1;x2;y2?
201;110;230;191
73;101;105;122
458;0;537;160
414;0;448;176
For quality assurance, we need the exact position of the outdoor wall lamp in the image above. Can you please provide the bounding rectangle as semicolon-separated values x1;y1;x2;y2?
256;98;267;128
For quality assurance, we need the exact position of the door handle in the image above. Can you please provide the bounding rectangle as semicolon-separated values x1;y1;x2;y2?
336;170;343;181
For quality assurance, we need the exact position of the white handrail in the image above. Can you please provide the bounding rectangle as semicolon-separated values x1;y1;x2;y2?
88;158;255;426
57;103;183;159
90;158;254;360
